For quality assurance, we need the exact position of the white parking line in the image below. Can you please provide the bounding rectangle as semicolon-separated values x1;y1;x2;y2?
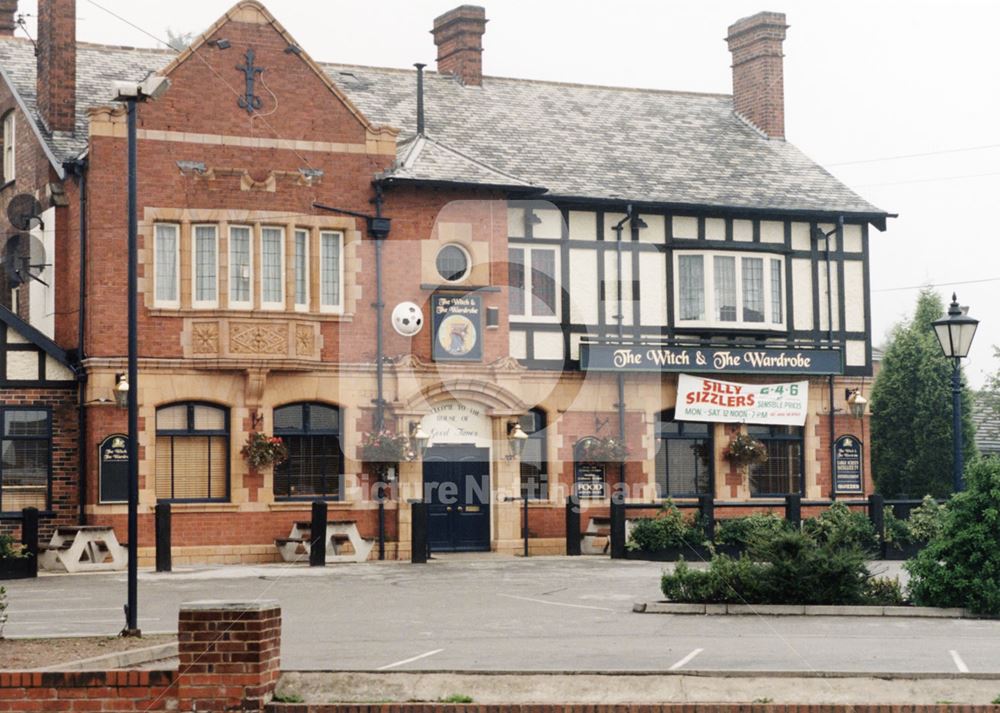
498;593;616;612
669;647;704;671
949;650;969;673
10;607;120;614
377;648;444;670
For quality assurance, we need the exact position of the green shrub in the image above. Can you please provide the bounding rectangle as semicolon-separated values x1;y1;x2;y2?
882;508;910;547
661;531;873;606
802;501;879;554
863;576;906;606
627;501;704;552
907;495;947;542
0;585;7;639
714;512;792;547
906;458;1000;616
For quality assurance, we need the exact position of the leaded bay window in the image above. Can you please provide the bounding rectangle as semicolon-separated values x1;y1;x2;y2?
0;408;51;514
655;410;712;497
2;110;14;183
320;230;343;312
747;424;803;497
192;224;218;308
674;250;784;329
260;226;285;309
155;403;229;501
154;223;179;307
229;225;253;309
294;228;309;311
509;246;559;321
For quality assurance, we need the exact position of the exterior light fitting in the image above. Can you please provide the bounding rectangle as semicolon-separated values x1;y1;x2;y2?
845;389;867;419
113;373;129;409
409;422;430;460
507;420;529;459
932;293;979;360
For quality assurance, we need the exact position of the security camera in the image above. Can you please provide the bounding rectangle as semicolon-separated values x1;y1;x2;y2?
391;301;424;337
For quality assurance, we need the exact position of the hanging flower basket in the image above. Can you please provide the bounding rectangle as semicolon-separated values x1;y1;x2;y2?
360;429;410;464
577;436;629;464
241;432;289;469
724;432;768;467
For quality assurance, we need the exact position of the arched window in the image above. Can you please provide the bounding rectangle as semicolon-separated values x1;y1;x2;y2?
747;424;804;496
2;110;15;183
518;409;547;500
273;403;342;499
155;403;229;501
655;410;712;497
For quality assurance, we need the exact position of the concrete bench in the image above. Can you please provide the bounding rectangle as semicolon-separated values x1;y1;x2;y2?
275;519;374;564
38;526;127;573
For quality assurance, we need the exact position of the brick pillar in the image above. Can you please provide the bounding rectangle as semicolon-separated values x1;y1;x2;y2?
177;600;281;712
431;5;487;86
725;11;788;139
36;0;77;133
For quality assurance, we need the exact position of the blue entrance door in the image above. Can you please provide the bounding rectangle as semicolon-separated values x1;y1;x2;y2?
423;445;490;552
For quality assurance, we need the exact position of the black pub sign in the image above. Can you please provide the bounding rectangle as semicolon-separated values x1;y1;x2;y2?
99;434;129;503
575;463;606;499
833;435;863;494
581;344;843;375
432;294;483;362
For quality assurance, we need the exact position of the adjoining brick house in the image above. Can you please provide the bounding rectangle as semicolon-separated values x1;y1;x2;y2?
0;0;890;562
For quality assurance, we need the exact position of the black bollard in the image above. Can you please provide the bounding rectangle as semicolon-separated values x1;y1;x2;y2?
565;495;581;556
154;502;172;572
698;494;715;544
610;494;626;559
410;500;428;564
21;507;39;578
868;493;885;558
309;500;327;567
785;493;801;528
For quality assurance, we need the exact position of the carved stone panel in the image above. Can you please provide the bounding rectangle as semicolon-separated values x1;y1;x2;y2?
230;322;288;355
183;318;321;361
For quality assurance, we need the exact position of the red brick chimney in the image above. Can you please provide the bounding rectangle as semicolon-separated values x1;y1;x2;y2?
0;1;17;37
431;5;487;86
36;0;76;133
726;11;788;139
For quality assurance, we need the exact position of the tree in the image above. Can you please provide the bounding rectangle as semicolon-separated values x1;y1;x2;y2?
870;289;976;498
165;28;193;51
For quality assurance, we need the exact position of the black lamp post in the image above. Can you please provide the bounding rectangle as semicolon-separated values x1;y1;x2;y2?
931;293;979;492
112;74;169;636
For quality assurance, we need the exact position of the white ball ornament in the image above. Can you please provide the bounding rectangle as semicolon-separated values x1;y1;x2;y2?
391;301;424;337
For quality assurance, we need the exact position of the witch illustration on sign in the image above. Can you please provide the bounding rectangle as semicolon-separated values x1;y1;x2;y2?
438;314;476;356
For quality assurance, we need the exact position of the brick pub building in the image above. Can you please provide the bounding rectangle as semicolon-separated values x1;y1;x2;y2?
0;1;890;561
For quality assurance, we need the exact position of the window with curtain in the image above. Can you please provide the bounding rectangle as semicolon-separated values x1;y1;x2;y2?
519;409;548;500
655;410;712;497
747;424;803;496
229;226;252;307
320;231;342;311
675;250;785;329
155;403;229;501
261;226;284;308
508;246;558;320
678;254;704;321
273;403;342;499
2;111;14;183
294;229;309;309
154;223;179;306
193;224;217;307
741;257;764;322
0;408;50;514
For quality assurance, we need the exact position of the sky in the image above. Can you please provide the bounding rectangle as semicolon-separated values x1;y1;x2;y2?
16;0;1000;387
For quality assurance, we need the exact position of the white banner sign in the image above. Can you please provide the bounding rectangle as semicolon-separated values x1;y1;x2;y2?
675;374;809;426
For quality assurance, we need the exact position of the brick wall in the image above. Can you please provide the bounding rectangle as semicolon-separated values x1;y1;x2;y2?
0;599;281;712
0;385;79;541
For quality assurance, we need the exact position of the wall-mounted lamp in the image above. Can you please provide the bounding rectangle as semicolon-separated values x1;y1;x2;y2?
507;420;529;460
208;38;231;49
408;422;430;460
113;373;129;409
845;389;868;419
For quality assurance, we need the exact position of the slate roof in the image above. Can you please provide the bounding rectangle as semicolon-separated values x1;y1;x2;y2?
972;394;1000;456
0;35;888;219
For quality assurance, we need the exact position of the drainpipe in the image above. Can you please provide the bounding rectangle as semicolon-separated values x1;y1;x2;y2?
65;157;88;525
373;183;387;560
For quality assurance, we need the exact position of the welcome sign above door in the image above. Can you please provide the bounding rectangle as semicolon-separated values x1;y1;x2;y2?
581;344;842;375
675;374;810;426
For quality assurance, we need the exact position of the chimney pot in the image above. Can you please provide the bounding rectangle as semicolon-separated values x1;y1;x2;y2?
37;0;76;133
726;11;788;139
0;0;17;37
431;5;487;86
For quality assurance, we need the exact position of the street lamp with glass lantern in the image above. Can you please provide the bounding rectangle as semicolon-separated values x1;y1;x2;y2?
931;293;979;492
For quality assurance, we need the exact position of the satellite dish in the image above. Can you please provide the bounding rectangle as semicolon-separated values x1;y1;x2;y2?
6;194;43;232
1;233;49;292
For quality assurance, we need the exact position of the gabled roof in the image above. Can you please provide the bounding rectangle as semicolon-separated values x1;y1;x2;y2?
0;305;75;371
0;5;890;221
972;393;1000;456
